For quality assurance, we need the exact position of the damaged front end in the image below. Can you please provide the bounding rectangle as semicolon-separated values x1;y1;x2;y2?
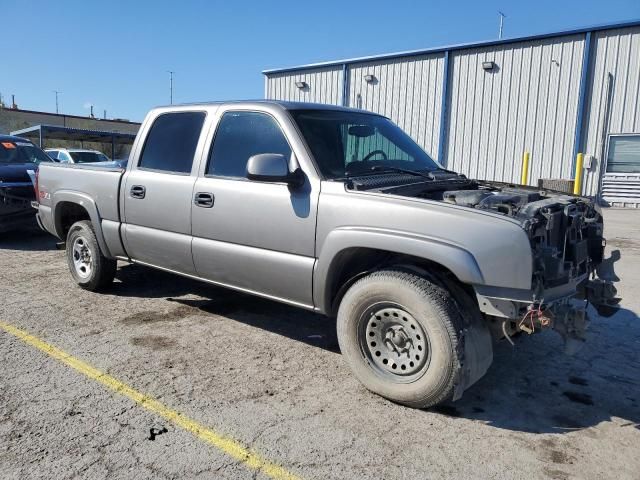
451;182;621;351
347;171;621;351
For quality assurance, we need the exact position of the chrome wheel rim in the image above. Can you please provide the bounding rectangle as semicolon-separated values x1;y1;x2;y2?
360;304;430;382
72;236;93;279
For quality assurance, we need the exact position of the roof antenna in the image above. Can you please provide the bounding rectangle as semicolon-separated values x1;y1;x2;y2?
498;11;506;39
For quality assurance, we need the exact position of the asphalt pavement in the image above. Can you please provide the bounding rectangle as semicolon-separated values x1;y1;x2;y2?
1;209;638;479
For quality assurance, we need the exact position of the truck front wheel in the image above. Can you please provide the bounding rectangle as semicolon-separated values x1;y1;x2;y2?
337;269;481;408
66;220;116;291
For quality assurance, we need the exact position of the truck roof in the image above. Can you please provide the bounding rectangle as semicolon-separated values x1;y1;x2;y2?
151;100;379;115
0;134;32;143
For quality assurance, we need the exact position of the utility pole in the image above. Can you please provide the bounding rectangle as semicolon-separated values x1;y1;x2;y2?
53;90;62;114
498;11;506;39
168;70;175;104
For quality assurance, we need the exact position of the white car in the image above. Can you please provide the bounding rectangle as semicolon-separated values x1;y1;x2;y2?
45;148;111;164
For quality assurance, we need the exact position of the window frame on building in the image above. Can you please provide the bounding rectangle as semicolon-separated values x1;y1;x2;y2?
606;133;640;174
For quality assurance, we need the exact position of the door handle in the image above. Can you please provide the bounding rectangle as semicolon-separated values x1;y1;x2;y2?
130;185;146;199
194;192;214;208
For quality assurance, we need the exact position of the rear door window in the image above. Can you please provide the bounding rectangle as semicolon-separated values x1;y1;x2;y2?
138;111;206;173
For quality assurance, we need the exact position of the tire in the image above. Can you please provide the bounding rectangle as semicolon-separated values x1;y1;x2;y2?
337;269;469;408
66;220;116;291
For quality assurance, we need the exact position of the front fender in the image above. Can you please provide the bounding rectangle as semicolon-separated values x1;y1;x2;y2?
313;227;485;314
52;190;112;258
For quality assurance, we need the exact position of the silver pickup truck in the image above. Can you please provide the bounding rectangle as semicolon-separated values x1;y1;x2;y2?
35;101;619;408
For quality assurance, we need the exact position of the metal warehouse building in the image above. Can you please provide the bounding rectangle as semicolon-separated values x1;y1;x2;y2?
263;20;640;206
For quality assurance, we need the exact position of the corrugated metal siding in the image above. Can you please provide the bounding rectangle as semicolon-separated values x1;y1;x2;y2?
601;173;640;207
444;35;585;185
581;26;640;197
264;25;640;207
346;54;445;159
265;66;344;105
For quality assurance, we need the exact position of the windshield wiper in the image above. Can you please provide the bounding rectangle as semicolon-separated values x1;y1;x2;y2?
435;166;460;175
369;165;436;180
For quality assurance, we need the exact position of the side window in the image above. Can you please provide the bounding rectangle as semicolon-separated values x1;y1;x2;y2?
207;111;291;178
138;111;206;173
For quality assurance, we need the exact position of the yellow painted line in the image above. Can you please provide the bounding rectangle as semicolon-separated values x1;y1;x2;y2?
0;321;301;480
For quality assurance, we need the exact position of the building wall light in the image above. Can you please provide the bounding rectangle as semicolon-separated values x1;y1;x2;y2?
482;61;496;71
295;81;308;89
364;74;376;83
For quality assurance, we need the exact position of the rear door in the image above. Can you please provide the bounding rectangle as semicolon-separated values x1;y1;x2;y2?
191;107;319;307
121;109;208;274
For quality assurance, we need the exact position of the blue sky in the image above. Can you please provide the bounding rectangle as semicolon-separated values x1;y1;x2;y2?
3;0;639;121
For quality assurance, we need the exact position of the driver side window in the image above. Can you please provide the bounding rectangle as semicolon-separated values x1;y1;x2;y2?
207;111;292;178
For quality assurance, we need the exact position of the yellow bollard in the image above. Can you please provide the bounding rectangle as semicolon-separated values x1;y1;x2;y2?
521;152;530;185
573;153;584;195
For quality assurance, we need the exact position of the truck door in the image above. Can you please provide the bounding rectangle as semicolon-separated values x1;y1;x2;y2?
122;110;207;274
191;108;319;308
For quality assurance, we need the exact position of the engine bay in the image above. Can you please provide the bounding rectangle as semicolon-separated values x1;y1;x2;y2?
346;172;606;294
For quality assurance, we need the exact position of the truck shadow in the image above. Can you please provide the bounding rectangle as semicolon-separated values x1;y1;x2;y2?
112;263;339;352
111;263;639;434
0;226;57;251
432;305;640;433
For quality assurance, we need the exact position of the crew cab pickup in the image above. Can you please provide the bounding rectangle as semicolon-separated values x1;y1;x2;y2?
35;101;619;408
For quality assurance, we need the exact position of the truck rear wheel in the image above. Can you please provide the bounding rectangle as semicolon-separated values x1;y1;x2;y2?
66;220;116;291
337;269;481;408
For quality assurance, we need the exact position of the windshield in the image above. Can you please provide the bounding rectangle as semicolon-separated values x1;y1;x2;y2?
0;140;54;164
69;151;110;163
290;110;440;179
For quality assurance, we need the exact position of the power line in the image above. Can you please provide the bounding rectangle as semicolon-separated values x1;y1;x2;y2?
53;90;62;114
167;71;175;104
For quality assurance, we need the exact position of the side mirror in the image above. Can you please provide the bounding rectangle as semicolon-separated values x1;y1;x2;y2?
246;153;304;187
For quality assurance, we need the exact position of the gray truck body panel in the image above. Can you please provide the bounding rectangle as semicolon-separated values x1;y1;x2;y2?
35;100;586;317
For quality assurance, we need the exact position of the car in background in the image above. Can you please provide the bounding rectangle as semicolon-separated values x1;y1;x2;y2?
0;135;53;232
97;158;129;169
45;148;111;164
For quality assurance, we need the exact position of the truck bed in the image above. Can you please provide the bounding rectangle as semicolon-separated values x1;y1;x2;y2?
37;162;125;225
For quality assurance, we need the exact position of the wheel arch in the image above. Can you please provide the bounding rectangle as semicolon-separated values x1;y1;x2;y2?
314;228;485;315
52;191;112;258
